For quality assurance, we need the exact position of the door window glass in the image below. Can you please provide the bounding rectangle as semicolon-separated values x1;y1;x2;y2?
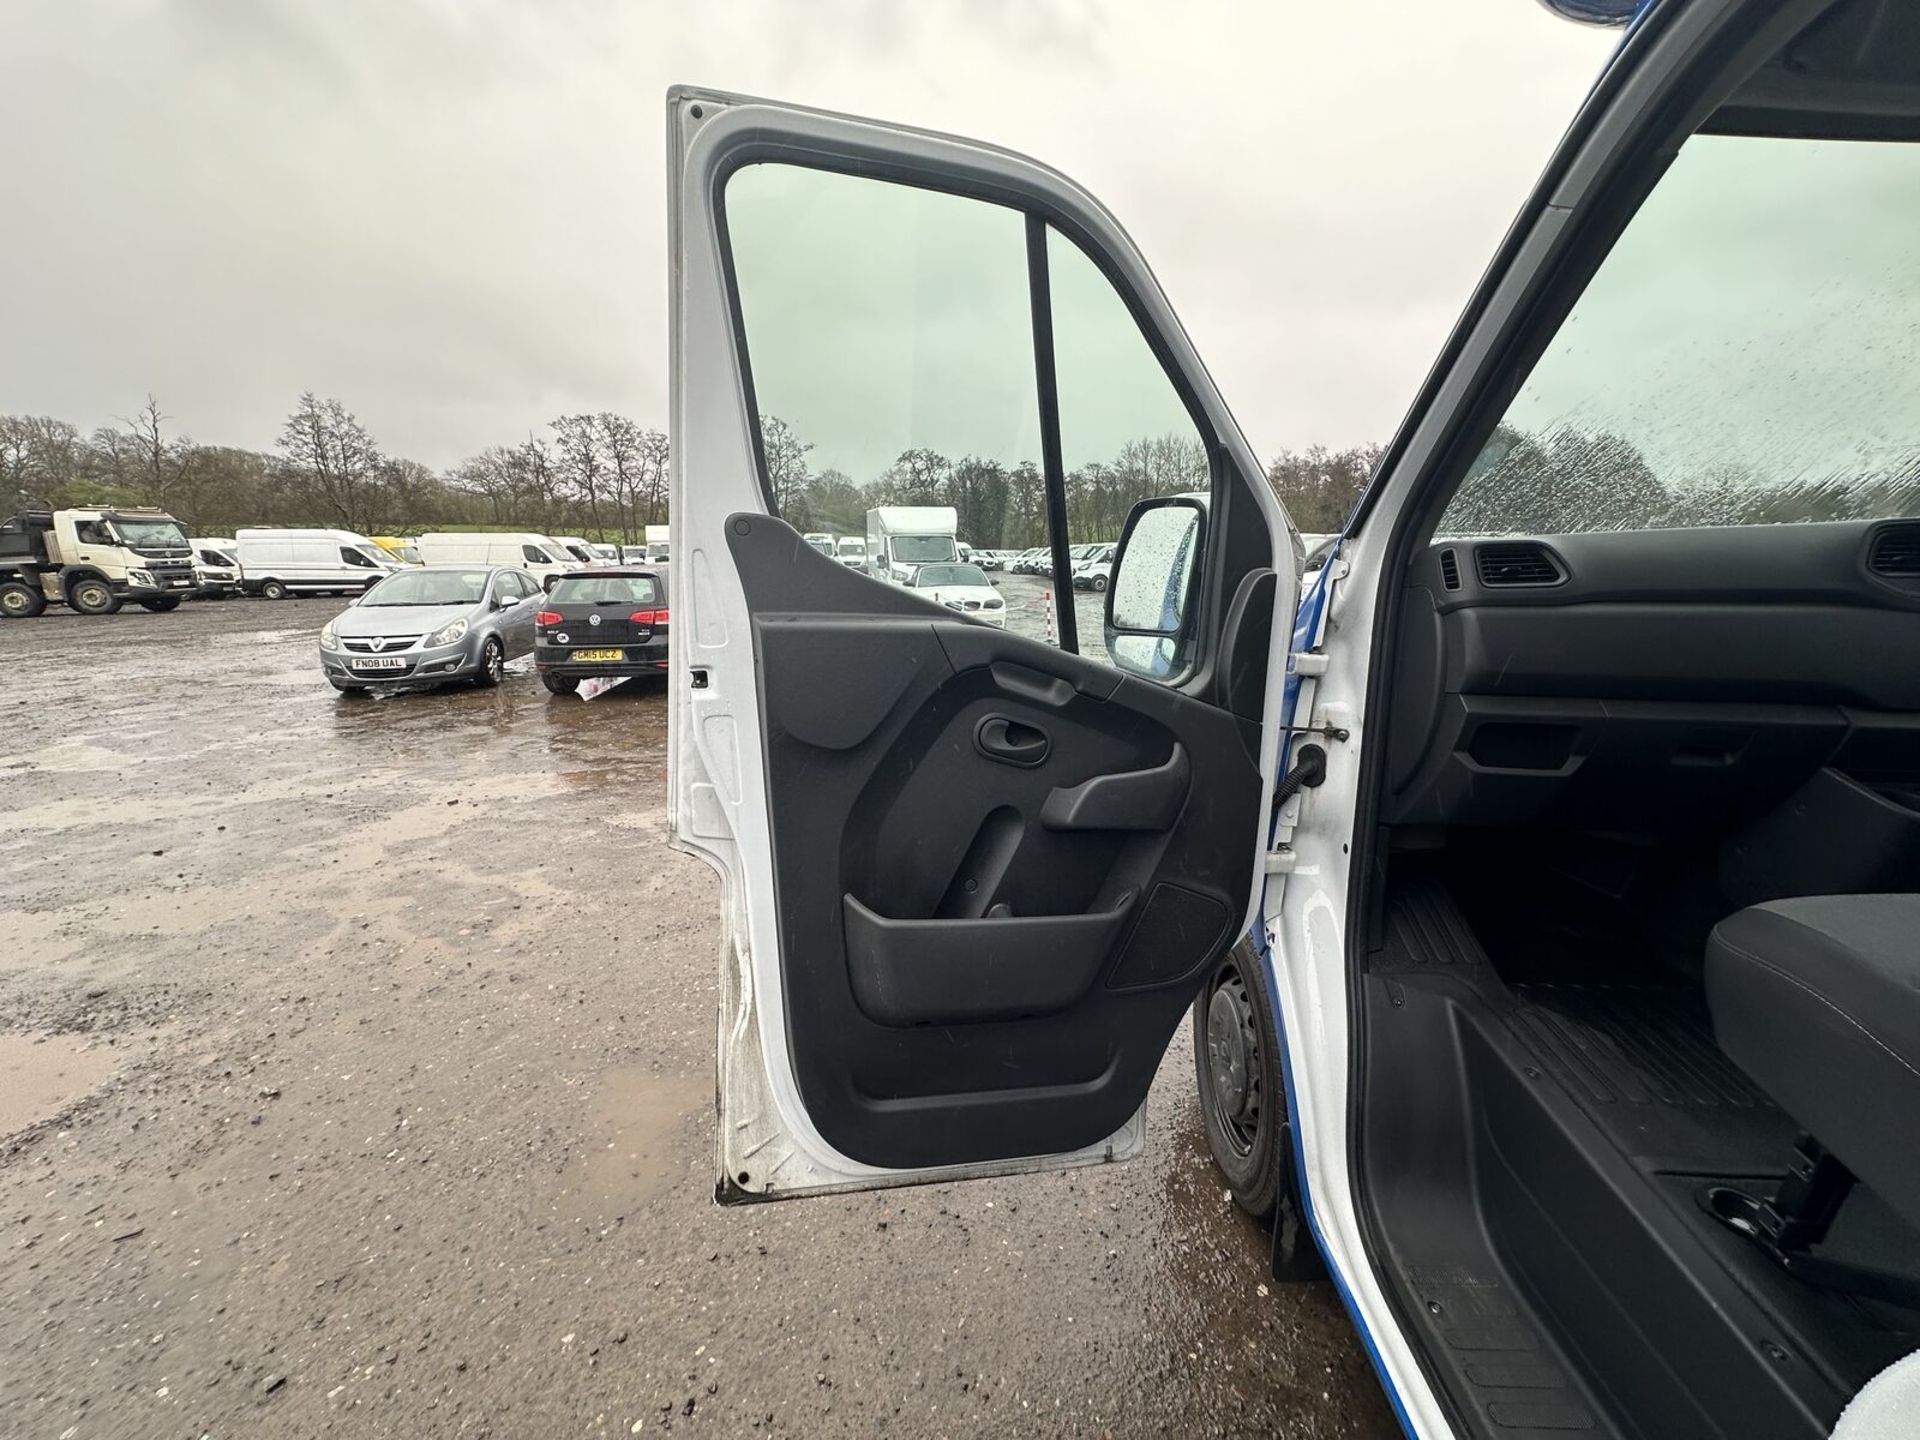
521;544;549;563
1442;135;1920;537
723;163;1219;678
724;163;1042;548
340;546;378;568
1047;227;1209;669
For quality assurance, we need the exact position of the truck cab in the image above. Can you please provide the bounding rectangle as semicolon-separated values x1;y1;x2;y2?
0;506;197;617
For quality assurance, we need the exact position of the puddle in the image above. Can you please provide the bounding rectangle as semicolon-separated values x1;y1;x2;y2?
567;1066;707;1215
0;1033;119;1135
0;739;134;774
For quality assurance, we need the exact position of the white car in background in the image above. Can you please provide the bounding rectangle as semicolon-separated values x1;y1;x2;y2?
909;561;1004;627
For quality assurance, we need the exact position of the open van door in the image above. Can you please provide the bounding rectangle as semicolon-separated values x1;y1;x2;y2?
666;87;1299;1199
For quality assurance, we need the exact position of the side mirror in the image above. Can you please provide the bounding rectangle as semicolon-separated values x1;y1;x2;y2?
542;574;559;592
1104;496;1206;681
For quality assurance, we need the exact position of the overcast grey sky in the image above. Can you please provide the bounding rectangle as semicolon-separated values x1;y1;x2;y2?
0;1;1614;470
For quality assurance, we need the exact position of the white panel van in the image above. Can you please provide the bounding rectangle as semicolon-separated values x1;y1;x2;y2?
234;528;402;600
414;533;579;586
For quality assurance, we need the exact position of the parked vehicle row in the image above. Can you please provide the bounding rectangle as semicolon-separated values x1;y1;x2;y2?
0;516;674;618
314;558;672;697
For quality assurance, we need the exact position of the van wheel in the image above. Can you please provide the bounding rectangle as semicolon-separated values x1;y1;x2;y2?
68;577;121;615
542;672;579;696
138;597;182;612
1092;574;1109;592
1195;941;1289;1222
473;637;505;688
0;579;46;618
260;579;289;601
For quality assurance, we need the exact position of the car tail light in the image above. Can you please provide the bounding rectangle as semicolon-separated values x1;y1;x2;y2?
629;608;670;625
535;610;562;626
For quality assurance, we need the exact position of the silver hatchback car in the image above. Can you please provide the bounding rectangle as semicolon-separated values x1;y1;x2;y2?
318;564;540;694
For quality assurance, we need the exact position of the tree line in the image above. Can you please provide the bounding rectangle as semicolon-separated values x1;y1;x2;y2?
770;423;1375;549
23;396;1877;554
1442;425;1920;535
0;394;670;542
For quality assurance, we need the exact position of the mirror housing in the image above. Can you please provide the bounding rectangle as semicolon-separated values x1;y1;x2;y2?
542;573;560;592
1103;495;1207;681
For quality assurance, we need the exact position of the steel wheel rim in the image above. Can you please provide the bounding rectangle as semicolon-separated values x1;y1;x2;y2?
1202;963;1263;1158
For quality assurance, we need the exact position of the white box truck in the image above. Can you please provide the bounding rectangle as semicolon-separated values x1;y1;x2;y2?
235;528;403;599
866;506;958;584
644;524;671;563
414;532;580;586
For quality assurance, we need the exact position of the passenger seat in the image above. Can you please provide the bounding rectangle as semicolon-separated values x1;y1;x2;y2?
1708;895;1920;1226
1703;895;1920;1304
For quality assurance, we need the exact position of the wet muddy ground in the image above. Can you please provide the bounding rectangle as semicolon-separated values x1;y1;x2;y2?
0;598;1394;1438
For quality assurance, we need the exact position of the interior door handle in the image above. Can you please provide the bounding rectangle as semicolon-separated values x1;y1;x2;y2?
974;714;1050;767
1040;745;1190;831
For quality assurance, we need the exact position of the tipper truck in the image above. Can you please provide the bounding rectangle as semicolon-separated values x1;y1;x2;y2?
0;506;199;618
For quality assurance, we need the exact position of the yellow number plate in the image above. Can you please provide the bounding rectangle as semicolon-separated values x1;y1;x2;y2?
571;648;624;662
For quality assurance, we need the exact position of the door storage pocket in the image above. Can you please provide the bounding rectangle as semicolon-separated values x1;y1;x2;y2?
843;892;1137;1026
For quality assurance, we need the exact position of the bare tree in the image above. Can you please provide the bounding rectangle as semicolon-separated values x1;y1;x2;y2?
599;414;671;543
551;414;608;539
760;415;813;522
111;395;197;516
0;414;86;506
278;392;384;532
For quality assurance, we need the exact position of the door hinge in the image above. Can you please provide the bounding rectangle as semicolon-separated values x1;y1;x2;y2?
1288;649;1329;677
1264;845;1297;875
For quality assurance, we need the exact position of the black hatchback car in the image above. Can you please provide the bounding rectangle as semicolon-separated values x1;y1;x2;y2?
533;567;669;695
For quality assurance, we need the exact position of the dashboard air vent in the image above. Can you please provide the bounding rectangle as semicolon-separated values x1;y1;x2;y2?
1475;543;1563;587
1438;548;1461;591
1868;523;1920;578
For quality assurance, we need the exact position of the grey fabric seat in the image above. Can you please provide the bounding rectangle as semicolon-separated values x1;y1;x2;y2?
1705;894;1920;1229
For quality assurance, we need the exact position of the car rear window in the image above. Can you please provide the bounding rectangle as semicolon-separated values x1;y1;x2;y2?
548;575;659;605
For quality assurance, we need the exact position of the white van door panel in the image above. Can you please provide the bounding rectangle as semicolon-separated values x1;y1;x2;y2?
667;87;1297;1201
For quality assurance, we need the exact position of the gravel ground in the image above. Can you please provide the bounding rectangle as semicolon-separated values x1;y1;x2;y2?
0;597;1395;1439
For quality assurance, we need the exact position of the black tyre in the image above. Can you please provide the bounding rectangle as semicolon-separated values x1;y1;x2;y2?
1092;574;1109;593
138;596;182;613
260;579;290;601
0;579;46;619
541;672;580;696
67;576;121;615
1195;940;1290;1222
473;637;505;688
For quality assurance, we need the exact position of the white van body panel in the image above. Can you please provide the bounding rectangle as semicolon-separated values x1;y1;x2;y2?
234;528;398;593
415;533;579;584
